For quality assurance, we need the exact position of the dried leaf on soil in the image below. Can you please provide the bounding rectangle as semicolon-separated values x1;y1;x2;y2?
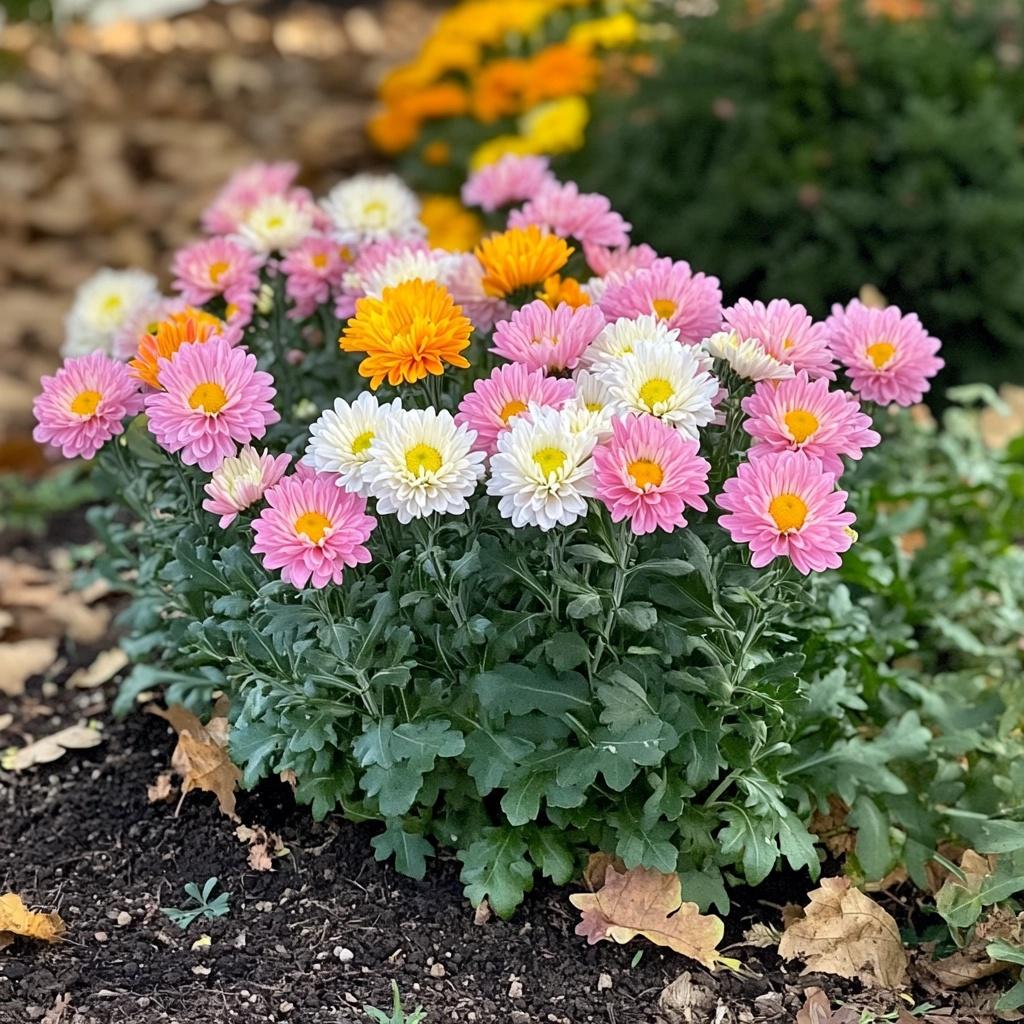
3;722;102;771
923;906;1023;989
570;864;727;969
0;637;57;696
658;970;720;1023
67;647;128;689
795;988;862;1023
149;703;241;820
235;824;286;872
147;771;175;804
582;850;626;892
778;877;908;989
0;893;65;949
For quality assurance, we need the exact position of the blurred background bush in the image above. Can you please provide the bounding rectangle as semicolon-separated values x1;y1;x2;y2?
378;0;1024;389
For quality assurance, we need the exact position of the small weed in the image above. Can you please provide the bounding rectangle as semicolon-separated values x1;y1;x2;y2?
364;981;427;1024
160;878;230;929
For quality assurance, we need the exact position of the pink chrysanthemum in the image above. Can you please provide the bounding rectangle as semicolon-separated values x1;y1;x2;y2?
455;362;575;455
491;299;606;373
825;298;944;406
280;233;349;320
251;472;376;589
145;337;279;471
723;299;836;380
598;258;723;345
461;155;556;212
583;241;658;279
741;372;881;476
509;181;631;249
593;414;710;535
447;254;510;333
33;351;144;460
718;450;856;575
202;445;292;528
334;238;428;317
200;161;300;235
172;237;264;308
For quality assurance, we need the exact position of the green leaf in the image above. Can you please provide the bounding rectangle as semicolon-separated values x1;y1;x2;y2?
777;809;821;879
371;821;434;880
544;631;591;671
527;828;575;885
617;602;658;631
500;770;547;826
849;796;892;881
719;807;778;886
473;664;590;717
463;727;535;796
459;828;534;918
362;762;427;817
566;593;603;619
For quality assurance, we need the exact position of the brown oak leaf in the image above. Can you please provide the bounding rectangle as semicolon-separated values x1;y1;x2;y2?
778;877;907;989
2;723;102;771
149;702;240;821
569;864;726;969
0;893;65;949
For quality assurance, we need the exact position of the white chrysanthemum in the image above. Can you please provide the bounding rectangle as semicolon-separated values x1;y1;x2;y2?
321;173;425;244
63;268;159;357
581;276;607;304
487;404;596;531
361;250;462;299
599;340;719;438
304;392;403;496
579;314;680;372
561;370;614;442
237;194;313;253
365;407;485;523
702;330;796;382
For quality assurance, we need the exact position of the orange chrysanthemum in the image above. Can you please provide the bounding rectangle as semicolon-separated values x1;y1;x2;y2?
130;309;223;389
340;279;472;389
474;226;574;299
537;274;591;309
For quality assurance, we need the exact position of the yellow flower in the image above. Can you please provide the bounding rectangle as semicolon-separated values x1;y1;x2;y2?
420;195;484;252
537;274;591;309
520;96;590;154
341;279;472;390
469;133;538;171
567;12;639;51
474;226;574;299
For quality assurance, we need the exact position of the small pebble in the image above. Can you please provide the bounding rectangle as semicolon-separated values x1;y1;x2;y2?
116;911;132;927
94;932;108;943
429;963;446;978
508;978;524;999
597;973;612;992
334;946;354;962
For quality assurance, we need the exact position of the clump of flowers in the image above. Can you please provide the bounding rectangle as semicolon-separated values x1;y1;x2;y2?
38;163;956;922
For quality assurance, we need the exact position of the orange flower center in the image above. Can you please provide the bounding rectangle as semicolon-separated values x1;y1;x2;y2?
867;341;895;368
783;409;819;444
651;298;676;320
208;260;230;284
70;389;102;416
769;493;808;533
189;382;228;414
627;458;663;489
499;399;528;423
294;511;332;544
311;252;329;269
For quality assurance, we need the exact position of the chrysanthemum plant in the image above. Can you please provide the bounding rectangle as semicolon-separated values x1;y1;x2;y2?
38;160;1013;918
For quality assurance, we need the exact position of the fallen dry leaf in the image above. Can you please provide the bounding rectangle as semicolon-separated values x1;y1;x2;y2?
0;637;58;696
582;850;626;892
570;864;727;969
235;824;286;872
0;714;13;732
657;970;720;1024
795;988;861;1024
923;905;1023;989
147;771;174;804
149;703;241;820
3;722;102;771
0;893;66;949
40;992;72;1024
67;647;128;689
778;877;908;989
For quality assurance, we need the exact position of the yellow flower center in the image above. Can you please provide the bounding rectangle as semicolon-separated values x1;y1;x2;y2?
639;377;673;410
294;510;332;544
102;294;123;314
363;200;388;224
351;430;374;454
585;401;604;413
769;493;808;533
70;389;102;416
266;215;284;230
651;298;676;320
627;458;663;489
405;443;443;476
499;399;528;423
783;409;819;444
782;336;795;351
208;260;230;284
311;252;329;269
189;381;228;414
867;341;895;368
225;303;240;320
533;446;566;476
